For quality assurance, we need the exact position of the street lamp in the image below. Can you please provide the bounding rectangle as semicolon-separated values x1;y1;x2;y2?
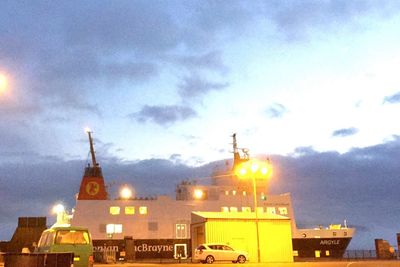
235;159;272;263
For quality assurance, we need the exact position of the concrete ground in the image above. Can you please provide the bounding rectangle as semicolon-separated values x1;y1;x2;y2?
93;261;400;267
1;261;399;267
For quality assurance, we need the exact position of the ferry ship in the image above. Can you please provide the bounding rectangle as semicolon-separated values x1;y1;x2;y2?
70;131;354;261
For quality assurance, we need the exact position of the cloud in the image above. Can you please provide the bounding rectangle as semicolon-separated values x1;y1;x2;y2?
271;138;400;248
266;0;400;41
174;50;229;74
178;75;229;100
129;105;197;126
292;146;317;157
265;103;288;118
1;1;244;123
332;127;359;137
383;91;400;104
0;2;179;120
2;137;400;248
2;0;398;121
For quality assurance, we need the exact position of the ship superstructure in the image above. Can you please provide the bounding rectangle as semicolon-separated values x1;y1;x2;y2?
71;132;354;260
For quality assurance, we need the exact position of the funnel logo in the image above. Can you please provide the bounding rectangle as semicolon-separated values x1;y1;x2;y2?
86;181;100;196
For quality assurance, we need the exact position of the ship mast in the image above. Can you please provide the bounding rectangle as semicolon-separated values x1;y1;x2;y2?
232;133;240;168
231;133;249;170
87;130;97;167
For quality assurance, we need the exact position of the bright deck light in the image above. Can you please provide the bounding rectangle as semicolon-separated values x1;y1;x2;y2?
52;204;65;214
194;189;204;199
120;186;133;199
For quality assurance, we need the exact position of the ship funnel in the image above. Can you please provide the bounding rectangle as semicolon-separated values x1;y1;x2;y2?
77;130;108;200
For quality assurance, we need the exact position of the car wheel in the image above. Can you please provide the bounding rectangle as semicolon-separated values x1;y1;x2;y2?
237;255;246;263
205;255;215;264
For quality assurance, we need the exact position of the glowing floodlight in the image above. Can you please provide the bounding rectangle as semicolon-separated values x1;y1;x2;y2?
52;204;65;214
0;73;8;92
120;186;133;200
194;189;204;200
235;159;272;180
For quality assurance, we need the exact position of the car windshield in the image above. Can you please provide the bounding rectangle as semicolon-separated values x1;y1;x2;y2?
55;230;90;245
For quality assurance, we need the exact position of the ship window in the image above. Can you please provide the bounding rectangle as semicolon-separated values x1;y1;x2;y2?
115;224;122;233
293;250;298;257
106;224;122;234
278;207;288;215
230;207;238;212
221;207;229;212
139;206;147;215
325;250;330;256
225;190;229;196
176;224;187;238
38;231;55;247
242;191;247;196
232;190;237;196
333;232;337;236
148;222;158;231
344;231;347;236
46;232;55;246
266;207;276;214
302;233;307;238
315;250;321;258
109;206;120;215
242;207;251;212
125;206;135;215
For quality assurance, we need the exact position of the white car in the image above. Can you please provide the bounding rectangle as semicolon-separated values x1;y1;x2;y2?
194;243;248;264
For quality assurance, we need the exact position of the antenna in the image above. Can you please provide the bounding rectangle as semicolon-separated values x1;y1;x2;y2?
232;133;238;154
231;133;250;170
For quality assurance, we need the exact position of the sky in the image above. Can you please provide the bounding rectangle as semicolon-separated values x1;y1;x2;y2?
1;0;400;250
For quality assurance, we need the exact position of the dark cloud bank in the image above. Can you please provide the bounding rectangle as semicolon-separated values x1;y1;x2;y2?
1;137;400;249
2;1;400;124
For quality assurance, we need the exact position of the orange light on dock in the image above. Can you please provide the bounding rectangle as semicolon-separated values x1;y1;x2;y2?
0;73;8;94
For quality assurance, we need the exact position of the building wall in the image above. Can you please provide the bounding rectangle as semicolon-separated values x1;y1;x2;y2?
205;219;254;259
191;213;293;263
72;194;294;241
259;220;293;262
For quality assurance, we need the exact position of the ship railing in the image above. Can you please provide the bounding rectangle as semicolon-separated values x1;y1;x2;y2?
344;250;399;260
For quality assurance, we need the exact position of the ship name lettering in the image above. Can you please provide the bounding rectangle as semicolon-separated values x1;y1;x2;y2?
135;244;173;253
320;240;340;245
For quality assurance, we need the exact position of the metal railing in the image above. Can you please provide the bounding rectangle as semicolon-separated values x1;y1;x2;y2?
343;250;399;260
